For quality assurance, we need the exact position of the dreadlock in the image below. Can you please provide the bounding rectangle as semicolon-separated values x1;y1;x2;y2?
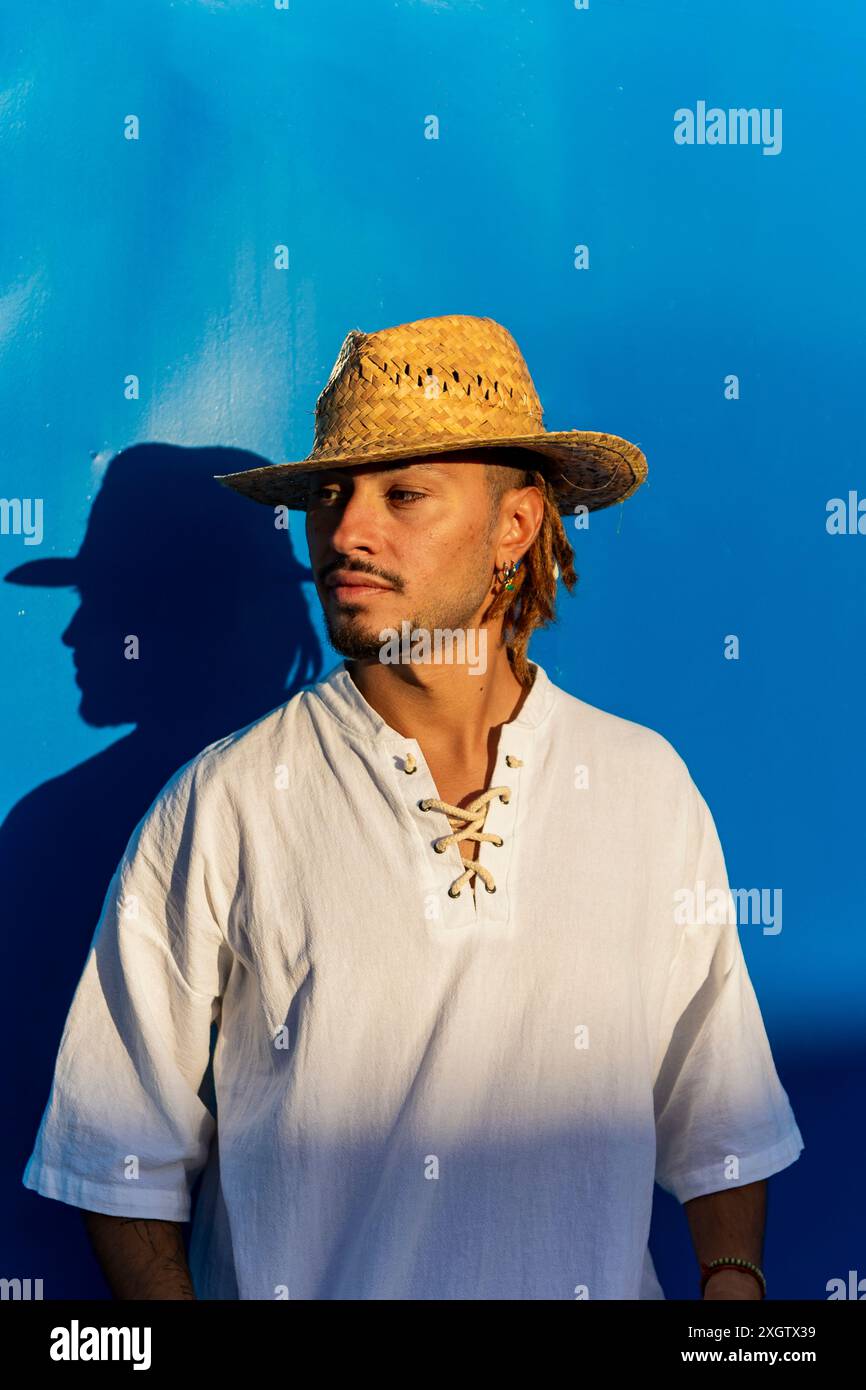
481;447;579;688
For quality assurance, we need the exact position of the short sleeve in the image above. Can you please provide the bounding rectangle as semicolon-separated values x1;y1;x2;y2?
653;780;804;1204
21;754;233;1222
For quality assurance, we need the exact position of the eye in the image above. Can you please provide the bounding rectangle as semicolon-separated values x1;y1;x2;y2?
309;483;343;505
308;483;426;507
389;488;426;505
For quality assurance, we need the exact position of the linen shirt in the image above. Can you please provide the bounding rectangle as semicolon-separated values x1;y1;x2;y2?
23;658;804;1299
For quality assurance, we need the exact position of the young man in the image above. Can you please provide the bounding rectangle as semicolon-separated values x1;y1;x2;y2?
23;314;803;1300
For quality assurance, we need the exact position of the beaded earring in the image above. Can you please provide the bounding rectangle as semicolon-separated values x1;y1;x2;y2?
499;559;521;591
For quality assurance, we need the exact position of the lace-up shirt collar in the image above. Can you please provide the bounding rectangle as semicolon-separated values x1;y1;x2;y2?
314;658;556;926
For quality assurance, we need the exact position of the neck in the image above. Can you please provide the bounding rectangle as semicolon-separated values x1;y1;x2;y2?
345;641;533;763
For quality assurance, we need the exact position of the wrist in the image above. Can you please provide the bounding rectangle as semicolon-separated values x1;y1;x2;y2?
700;1256;766;1298
703;1267;762;1299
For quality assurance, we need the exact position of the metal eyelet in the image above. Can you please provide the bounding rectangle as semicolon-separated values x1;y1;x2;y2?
448;886;461;898
485;884;497;893
433;841;446;854
418;799;430;811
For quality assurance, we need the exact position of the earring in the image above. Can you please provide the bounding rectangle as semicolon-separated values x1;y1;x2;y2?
499;559;521;591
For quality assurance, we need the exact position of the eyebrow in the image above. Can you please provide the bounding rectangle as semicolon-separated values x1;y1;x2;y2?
313;462;447;480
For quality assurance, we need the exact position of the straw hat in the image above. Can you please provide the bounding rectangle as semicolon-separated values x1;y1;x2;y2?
213;313;647;515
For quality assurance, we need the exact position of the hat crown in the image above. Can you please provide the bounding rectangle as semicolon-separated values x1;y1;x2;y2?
311;314;547;459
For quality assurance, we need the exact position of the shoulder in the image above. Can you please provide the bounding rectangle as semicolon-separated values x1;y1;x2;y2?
548;681;693;789
542;680;707;832
138;685;317;828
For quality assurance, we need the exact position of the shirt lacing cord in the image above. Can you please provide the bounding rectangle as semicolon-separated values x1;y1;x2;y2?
403;751;524;898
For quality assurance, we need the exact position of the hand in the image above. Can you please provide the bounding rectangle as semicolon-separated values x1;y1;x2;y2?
703;1269;763;1300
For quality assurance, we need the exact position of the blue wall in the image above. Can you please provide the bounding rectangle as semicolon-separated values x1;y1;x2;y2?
2;0;862;1300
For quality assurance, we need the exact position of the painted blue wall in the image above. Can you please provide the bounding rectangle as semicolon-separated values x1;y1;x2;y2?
1;0;862;1300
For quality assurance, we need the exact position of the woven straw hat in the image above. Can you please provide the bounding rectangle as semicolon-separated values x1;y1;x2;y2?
214;313;647;514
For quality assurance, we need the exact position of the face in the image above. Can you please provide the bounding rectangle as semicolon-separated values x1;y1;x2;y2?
305;455;525;662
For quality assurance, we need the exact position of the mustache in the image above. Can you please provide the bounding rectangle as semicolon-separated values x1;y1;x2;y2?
322;562;403;589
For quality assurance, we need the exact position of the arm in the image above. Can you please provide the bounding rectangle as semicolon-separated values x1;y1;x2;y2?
684;1178;766;1300
22;758;234;1271
83;1211;197;1300
653;779;803;1297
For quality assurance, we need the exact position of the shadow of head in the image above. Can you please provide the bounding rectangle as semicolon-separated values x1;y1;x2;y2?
5;442;321;728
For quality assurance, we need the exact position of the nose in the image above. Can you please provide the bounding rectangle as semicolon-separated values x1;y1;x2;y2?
309;480;383;561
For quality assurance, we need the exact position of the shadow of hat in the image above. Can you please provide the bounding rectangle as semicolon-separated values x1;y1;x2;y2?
5;442;313;589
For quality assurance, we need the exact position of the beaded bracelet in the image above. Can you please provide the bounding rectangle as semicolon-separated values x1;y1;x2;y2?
700;1257;766;1298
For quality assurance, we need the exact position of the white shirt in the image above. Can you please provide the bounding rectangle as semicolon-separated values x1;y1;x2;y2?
23;659;804;1299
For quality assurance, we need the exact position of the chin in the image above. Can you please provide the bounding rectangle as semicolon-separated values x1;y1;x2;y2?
325;615;396;662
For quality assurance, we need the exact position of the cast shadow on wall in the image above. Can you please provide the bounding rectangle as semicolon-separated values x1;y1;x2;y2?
1;443;322;1297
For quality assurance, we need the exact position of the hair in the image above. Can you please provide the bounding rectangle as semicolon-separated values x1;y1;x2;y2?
461;447;578;688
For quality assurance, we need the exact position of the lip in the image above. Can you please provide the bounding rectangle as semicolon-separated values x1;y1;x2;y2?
325;572;394;598
328;583;393;601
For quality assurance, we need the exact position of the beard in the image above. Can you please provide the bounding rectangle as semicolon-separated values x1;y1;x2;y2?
323;567;494;663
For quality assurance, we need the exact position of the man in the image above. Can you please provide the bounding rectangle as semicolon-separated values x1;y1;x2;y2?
23;313;803;1300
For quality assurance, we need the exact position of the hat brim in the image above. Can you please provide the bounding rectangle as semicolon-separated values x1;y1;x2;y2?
4;557;79;587
213;430;647;515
